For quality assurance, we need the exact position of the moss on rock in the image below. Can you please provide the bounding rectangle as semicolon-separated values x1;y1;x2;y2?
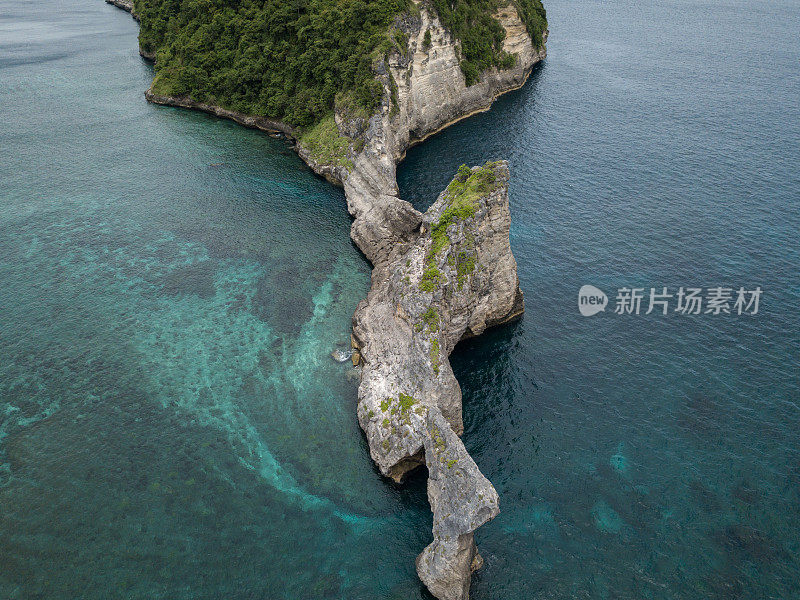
299;115;354;170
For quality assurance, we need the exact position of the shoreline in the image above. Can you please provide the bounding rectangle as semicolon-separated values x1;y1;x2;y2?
142;61;544;187
106;1;543;597
144;90;296;141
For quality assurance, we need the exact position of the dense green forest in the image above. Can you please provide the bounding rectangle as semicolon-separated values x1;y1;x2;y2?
135;0;547;128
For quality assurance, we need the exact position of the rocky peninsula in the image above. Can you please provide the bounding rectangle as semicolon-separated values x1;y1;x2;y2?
352;160;524;599
109;1;545;597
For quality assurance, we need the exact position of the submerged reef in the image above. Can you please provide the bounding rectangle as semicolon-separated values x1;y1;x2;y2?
108;0;545;596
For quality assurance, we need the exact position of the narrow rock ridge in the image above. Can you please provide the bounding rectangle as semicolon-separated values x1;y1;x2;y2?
352;160;522;599
333;7;540;597
108;1;544;597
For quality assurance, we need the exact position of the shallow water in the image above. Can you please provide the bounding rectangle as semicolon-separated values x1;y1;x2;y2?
2;0;799;598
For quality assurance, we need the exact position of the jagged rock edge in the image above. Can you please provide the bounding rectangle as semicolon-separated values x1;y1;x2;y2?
106;1;545;598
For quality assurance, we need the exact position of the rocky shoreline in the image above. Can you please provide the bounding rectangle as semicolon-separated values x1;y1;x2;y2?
352;160;524;599
145;90;295;139
107;1;545;597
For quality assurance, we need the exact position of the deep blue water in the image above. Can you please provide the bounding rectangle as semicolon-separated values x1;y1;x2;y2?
1;0;799;598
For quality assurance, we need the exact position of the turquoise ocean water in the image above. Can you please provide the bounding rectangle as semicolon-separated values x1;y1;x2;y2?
1;0;799;598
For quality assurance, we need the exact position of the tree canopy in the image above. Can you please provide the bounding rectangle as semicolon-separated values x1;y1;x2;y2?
135;0;547;128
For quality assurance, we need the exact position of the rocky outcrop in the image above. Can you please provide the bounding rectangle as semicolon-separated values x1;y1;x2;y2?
335;2;547;270
417;408;499;600
334;9;541;594
352;161;522;598
107;0;544;597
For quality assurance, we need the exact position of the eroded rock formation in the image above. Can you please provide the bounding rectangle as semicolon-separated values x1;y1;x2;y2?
110;0;545;597
353;162;523;477
326;7;542;596
352;161;522;599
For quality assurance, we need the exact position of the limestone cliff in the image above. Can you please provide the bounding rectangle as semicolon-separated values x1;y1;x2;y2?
326;2;547;269
323;6;543;591
353;162;523;480
108;1;544;597
352;161;522;598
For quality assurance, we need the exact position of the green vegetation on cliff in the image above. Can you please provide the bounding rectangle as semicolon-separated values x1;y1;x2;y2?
514;0;548;48
137;0;412;127
419;162;501;293
135;0;546;128
431;0;547;85
431;0;511;85
299;115;354;170
430;162;498;258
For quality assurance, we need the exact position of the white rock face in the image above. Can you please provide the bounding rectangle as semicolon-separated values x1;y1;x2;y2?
391;3;541;157
335;2;546;269
417;407;500;600
323;5;545;599
352;161;524;599
124;1;544;596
